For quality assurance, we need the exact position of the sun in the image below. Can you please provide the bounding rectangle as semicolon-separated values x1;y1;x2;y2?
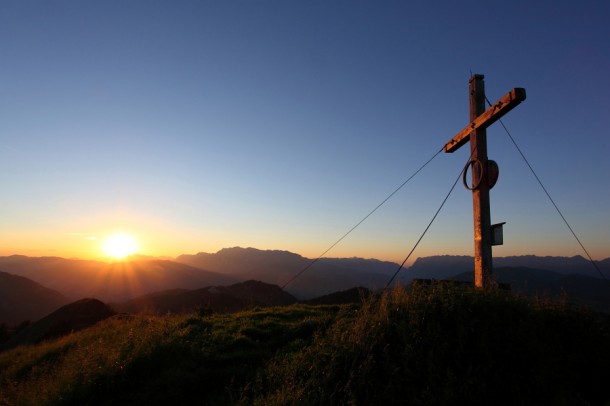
101;232;139;259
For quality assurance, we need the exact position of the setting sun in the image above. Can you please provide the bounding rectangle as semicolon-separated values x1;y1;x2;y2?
101;232;139;259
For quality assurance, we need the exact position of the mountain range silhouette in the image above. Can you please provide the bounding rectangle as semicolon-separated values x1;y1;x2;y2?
1;247;609;329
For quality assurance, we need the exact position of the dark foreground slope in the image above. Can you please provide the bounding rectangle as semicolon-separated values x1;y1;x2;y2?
1;285;609;405
247;284;610;405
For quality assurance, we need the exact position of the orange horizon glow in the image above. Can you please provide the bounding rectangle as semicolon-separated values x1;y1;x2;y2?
1;227;608;265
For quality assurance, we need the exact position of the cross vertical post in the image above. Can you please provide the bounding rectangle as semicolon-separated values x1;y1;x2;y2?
469;74;492;288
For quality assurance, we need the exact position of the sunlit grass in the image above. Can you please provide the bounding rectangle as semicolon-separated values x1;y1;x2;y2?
0;305;342;405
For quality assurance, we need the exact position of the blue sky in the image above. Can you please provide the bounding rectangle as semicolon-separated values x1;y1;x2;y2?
1;1;609;262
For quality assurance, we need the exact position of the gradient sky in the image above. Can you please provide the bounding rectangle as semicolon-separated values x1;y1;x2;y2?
1;1;609;263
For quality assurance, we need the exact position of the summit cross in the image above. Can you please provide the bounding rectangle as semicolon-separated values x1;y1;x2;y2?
443;74;526;288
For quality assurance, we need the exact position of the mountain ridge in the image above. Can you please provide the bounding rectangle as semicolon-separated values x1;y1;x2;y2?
405;254;609;281
175;246;399;298
0;257;237;302
1;248;608;306
2;298;116;350
113;280;297;315
0;271;70;326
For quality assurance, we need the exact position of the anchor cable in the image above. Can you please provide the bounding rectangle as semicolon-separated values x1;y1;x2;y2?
281;146;444;290
385;152;473;289
486;96;610;286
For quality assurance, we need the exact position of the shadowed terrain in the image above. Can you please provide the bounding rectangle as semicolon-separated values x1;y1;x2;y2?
2;298;115;350
0;271;69;326
113;280;297;315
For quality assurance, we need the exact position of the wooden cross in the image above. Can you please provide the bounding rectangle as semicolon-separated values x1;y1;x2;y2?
443;74;526;288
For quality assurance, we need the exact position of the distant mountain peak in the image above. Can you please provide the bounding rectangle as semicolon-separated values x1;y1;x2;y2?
216;246;305;258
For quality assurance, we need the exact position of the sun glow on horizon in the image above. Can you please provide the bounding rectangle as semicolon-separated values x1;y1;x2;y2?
101;232;139;259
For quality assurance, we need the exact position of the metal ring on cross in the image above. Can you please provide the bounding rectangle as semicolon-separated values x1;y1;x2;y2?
462;159;483;190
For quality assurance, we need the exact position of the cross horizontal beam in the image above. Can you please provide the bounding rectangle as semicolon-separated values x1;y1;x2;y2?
444;87;526;153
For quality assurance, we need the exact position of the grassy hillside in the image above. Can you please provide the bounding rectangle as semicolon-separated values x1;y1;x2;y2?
248;283;610;405
0;304;341;405
2;284;609;405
